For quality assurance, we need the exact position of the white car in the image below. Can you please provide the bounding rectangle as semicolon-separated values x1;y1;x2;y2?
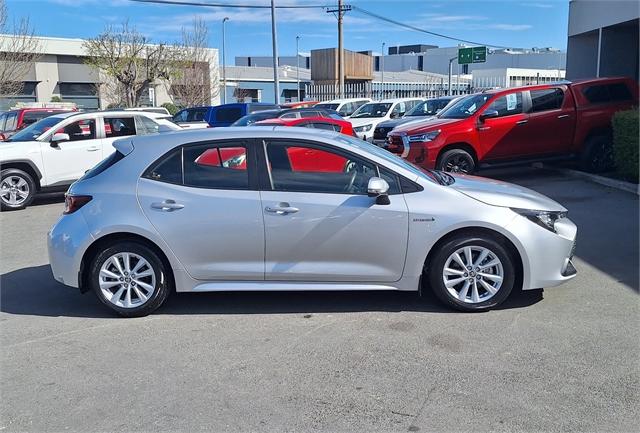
0;110;169;210
349;98;424;142
315;98;371;118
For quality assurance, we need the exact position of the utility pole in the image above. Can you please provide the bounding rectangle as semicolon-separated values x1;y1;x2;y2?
381;42;385;99
270;0;280;104
222;17;229;104
326;1;351;99
296;35;301;102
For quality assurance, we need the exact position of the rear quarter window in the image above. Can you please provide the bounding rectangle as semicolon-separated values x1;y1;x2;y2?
215;107;244;123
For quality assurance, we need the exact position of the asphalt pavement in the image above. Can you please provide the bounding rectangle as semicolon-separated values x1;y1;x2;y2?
1;167;638;433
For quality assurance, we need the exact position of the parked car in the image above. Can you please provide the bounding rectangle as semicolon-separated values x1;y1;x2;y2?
125;107;171;116
386;77;639;174
0;111;169;210
47;127;577;317
206;103;279;127
315;98;372;117
231;107;343;127
172;106;211;129
349;98;424;142
279;101;319;109
0;107;75;141
372;96;460;146
255;116;356;136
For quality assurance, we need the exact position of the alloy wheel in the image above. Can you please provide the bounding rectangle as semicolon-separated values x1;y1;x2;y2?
442;246;504;303
1;176;30;206
99;252;157;308
443;155;472;173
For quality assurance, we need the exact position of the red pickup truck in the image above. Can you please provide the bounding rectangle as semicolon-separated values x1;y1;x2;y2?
386;77;638;173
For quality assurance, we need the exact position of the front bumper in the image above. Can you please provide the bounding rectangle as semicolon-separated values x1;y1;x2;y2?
47;210;95;288
505;215;578;290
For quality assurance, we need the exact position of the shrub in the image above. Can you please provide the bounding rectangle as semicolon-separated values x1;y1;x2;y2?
612;109;639;183
50;96;63;102
161;102;179;116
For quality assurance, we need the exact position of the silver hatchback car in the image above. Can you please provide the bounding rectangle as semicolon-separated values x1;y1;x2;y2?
48;127;577;317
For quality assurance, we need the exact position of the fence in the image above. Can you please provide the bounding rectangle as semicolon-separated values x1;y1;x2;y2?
305;80;472;101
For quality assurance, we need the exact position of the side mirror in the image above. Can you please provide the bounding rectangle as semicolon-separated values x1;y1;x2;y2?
50;132;70;147
367;177;390;205
479;109;499;123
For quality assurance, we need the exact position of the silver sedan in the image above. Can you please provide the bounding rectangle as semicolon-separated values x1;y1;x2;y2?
48;127;577;316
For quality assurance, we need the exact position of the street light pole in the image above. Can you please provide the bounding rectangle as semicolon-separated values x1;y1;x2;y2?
381;42;385;99
270;0;280;104
222;17;229;104
296;35;300;102
447;55;457;96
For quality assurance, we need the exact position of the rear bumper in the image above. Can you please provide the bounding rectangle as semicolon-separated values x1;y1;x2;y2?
47;211;95;288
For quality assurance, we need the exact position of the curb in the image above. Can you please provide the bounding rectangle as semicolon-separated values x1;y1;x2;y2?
541;164;639;196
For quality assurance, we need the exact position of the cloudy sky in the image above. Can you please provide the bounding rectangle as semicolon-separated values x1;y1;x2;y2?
8;0;570;59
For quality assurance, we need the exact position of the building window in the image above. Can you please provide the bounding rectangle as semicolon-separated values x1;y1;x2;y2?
0;82;38;110
234;88;260;102
58;82;99;109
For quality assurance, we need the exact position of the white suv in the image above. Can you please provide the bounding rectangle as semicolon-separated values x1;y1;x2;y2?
0;110;172;210
348;98;424;142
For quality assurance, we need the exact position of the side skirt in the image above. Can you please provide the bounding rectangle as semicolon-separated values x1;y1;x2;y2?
189;281;409;292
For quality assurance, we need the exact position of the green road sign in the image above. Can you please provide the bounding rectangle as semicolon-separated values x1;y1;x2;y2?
458;46;487;64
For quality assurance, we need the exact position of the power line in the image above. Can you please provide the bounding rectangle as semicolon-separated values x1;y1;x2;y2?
351;5;512;49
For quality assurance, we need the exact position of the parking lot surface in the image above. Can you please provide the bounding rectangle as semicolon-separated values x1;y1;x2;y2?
1;167;638;433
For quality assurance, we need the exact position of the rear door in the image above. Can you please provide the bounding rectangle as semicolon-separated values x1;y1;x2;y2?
259;139;409;282
521;87;575;155
477;91;529;160
137;139;265;280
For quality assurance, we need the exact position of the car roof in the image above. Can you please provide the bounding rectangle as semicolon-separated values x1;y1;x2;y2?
377;98;425;103
317;98;371;104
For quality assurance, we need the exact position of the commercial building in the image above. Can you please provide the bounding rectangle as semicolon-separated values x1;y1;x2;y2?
566;0;639;80
222;65;311;104
472;68;565;90
0;35;220;110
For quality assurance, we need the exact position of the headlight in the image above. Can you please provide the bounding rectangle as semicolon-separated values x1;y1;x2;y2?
408;130;440;142
354;124;373;133
511;208;567;233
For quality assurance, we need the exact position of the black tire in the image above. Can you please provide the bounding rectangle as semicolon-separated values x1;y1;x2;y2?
436;148;476;174
427;234;516;312
89;241;172;317
580;135;614;173
0;168;36;211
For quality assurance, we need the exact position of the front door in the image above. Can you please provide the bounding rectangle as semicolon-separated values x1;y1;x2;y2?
137;140;265;280
40;117;102;185
477;91;529;161
260;139;409;282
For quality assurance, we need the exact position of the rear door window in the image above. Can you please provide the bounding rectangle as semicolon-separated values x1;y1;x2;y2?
530;88;565;112
608;83;632;101
583;85;610;103
184;144;249;189
104;117;136;138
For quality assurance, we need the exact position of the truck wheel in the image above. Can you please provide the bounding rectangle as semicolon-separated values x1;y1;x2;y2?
0;168;36;211
437;149;476;174
580;135;614;173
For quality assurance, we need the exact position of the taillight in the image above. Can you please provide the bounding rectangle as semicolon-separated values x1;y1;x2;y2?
64;194;92;214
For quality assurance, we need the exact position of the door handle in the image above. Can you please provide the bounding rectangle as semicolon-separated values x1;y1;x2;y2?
265;203;299;215
87;146;100;152
477;126;491;131
151;200;184;212
516;119;528;125
557;114;570;119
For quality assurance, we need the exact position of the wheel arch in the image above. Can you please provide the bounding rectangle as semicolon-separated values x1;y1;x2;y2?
436;142;478;165
422;226;524;292
79;232;175;294
0;160;42;189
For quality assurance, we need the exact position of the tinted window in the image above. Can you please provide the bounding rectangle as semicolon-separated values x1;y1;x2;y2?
63;119;96;141
183;144;249;189
530;88;565;112
608;83;632;101
144;148;182;184
189;108;208;122
104;117;136;138
81;151;125;180
486;92;523;117
583;85;610;103
215;107;244;123
265;141;395;195
173;109;188;122
279;112;298;119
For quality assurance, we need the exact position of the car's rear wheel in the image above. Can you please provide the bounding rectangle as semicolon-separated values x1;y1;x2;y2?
580;135;614;173
0;168;36;211
89;242;171;317
427;234;515;312
437;149;476;174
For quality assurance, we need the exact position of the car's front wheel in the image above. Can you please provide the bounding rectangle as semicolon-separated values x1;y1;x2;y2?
436;149;476;174
0;168;36;211
89;242;171;317
427;234;515;312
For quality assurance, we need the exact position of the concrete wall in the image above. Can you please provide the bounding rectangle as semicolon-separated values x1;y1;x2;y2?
223;80;302;104
568;0;640;36
566;30;599;79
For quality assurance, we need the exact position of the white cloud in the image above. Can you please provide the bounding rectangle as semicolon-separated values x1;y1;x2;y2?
489;23;533;31
522;2;554;8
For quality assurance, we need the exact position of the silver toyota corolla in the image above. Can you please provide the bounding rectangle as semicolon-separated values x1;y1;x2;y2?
47;127;577;317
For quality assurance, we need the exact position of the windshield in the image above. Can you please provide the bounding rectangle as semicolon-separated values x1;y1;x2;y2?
8;116;65;141
232;111;279;126
406;99;450;117
334;134;438;183
350;103;392;119
316;103;339;110
438;94;492;119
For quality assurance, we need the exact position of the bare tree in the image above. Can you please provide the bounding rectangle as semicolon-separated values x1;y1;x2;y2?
83;22;181;108
234;88;253;103
168;17;218;108
0;0;41;96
